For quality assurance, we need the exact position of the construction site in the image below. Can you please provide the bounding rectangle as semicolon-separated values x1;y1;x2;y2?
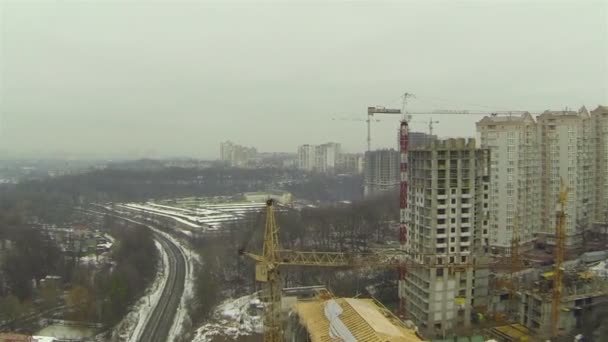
238;96;608;342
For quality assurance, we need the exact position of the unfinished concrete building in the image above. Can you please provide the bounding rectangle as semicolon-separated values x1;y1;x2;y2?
402;138;491;338
364;149;400;197
519;267;608;338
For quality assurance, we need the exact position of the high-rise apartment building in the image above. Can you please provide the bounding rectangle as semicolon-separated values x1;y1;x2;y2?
476;106;607;249
297;142;341;173
477;113;541;253
363;149;399;197
297;144;317;171
315;142;341;173
591;106;608;223
220;141;257;167
336;153;364;174
537;109;596;246
402;138;490;337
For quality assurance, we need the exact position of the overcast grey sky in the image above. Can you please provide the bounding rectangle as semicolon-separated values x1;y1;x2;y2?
1;1;607;159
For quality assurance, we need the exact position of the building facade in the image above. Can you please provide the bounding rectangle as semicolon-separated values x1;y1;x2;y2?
537;109;596;246
363;149;399;197
297;143;341;173
336;153;364;174
591;106;608;224
219;141;257;167
402;138;490;337
477;113;541;253
409;131;437;148
476;106;607;250
297;144;317;171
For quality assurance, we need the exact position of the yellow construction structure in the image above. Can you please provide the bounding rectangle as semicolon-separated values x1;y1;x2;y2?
294;297;425;342
551;179;568;337
510;209;522;315
242;199;523;341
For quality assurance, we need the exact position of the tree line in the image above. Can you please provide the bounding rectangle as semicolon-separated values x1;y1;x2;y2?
180;191;399;336
0;207;157;329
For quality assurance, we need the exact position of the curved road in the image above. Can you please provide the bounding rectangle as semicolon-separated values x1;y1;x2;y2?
139;228;186;342
87;208;187;342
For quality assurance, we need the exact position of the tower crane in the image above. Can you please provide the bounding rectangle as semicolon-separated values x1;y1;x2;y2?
365;106;530;152
509;208;522;315
366;105;403;151
551;179;568;338
240;199;522;342
427;118;440;137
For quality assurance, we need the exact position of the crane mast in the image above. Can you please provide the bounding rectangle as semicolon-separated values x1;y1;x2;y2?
398;92;413;318
551;180;568;337
260;200;282;342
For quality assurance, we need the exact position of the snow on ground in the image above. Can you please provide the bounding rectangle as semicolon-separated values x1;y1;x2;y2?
119;201;266;233
590;259;608;278
191;294;264;342
78;253;109;266
111;239;169;342
35;324;96;339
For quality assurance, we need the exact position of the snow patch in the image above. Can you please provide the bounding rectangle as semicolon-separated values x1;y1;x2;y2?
191;294;263;342
165;230;200;342
111;240;169;342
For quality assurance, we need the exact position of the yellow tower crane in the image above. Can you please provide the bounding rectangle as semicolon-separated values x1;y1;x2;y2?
551;179;568;338
509;215;521;316
241;199;521;341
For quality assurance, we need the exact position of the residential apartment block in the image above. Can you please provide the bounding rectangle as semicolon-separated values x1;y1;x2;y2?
477;113;541;253
477;106;607;250
219;141;257;167
297;142;341;173
402;138;490;337
591;106;608;223
336;153;364;174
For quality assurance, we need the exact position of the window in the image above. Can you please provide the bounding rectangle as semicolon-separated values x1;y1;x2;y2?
436;269;444;277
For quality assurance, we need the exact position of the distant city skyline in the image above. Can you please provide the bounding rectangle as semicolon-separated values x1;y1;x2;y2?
1;1;606;159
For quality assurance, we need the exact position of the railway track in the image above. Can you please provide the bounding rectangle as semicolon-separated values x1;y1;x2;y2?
85;208;187;342
138;228;186;342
